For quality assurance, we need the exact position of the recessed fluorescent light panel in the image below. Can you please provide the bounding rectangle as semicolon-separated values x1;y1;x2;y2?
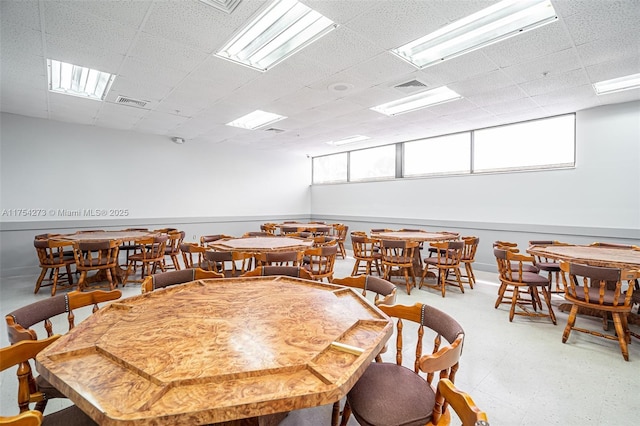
47;59;115;101
391;0;557;69
326;135;370;146
371;86;462;116
226;110;287;130
215;0;337;71
593;73;640;95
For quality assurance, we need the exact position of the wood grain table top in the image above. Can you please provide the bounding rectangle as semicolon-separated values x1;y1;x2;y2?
527;244;640;270
208;236;314;252
370;230;460;242
54;230;156;242
36;277;392;425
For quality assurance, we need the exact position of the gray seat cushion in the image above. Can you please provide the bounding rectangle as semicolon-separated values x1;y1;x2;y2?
347;363;435;426
43;405;98;426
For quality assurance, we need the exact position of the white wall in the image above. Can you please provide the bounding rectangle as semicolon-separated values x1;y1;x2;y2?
311;101;640;230
0;113;311;220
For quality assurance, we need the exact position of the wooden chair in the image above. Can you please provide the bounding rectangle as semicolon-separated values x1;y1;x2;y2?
339;303;465;426
260;223;277;235
431;379;489;426
332;275;396;307
141;268;224;293
255;250;303;267
1;336;97;424
380;239;419;295
180;243;207;269
203;250;253;277
117;228;149;269
421;241;465;298
280;226;301;236
559;262;638;361
241;266;314;279
529;240;566;293
331;224;349;259
312;235;338;247
493;241;540;273
303;244;338;282
459;236;480;289
5;290;121;411
350;233;382;276
125;235;168;283
493;248;556;324
33;238;75;296
163;230;185;271
72;239;121;291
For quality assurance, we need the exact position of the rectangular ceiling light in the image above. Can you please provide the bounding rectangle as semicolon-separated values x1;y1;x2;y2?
593;73;640;95
198;0;242;14
226;110;287;130
391;0;557;69
326;135;370;146
371;86;462;116
47;59;115;101
215;0;337;72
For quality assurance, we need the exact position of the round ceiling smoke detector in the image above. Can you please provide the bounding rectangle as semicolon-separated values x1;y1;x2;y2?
328;82;354;93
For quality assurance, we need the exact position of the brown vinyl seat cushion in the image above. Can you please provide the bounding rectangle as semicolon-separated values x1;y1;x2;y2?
347;362;435;426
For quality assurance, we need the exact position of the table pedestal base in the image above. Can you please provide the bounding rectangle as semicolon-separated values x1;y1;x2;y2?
211;412;288;426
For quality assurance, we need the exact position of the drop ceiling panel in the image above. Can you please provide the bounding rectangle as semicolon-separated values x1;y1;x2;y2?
46;33;125;72
499;48;583;84
586;55;640;83
117;59;189;89
1;23;43;57
134;111;191;135
519;68;590;97
128;33;209;73
57;0;152;29
42;2;137;55
578;36;640;68
417;50;500;86
562;1;640;46
481;97;542;116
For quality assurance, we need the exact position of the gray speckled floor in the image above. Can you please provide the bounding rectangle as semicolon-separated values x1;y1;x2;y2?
2;252;639;425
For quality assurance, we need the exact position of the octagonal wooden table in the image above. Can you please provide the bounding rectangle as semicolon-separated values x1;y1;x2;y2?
36;276;392;425
526;243;640;270
207;236;314;253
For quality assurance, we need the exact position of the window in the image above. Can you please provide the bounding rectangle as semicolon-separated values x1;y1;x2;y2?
312;153;347;183
350;145;396;181
404;133;471;176
474;115;575;172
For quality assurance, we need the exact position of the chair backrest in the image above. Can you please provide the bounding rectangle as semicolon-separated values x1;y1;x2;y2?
72;239;120;269
200;234;231;246
560;262;636;307
242;231;273;237
431;379;489;426
242;266;314;279
255;250;303;267
1;335;61;417
313;235;337;247
589;241;637;249
5;290;122;343
303;245;338;281
351;234;378;259
332;275;397;306
380;239;417;264
133;235;168;261
141;268;224;293
377;303;464;385
180;243;207;268
429;241;464;266
281;226;300;235
494;248;538;283
461;237;480;261
33;238;73;266
165;231;185;254
203;250;252;277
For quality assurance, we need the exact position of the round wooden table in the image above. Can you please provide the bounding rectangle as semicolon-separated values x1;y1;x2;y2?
36;277;392;425
207;236;314;253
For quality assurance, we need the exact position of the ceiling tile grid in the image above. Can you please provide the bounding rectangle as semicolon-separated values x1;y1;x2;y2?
0;0;639;157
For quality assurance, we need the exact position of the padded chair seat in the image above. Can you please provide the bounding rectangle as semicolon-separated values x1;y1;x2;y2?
520;271;551;285
424;257;457;266
384;255;412;264
348;363;435;426
572;287;626;306
511;262;539;273
83;258;112;266
36;375;67;399
42;405;98;426
535;261;560;271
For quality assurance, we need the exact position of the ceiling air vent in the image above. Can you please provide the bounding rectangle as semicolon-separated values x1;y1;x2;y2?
393;79;428;94
264;128;285;133
115;95;149;108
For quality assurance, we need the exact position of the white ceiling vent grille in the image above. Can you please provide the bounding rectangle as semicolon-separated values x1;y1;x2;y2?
115;95;149;108
393;79;428;94
198;0;242;14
